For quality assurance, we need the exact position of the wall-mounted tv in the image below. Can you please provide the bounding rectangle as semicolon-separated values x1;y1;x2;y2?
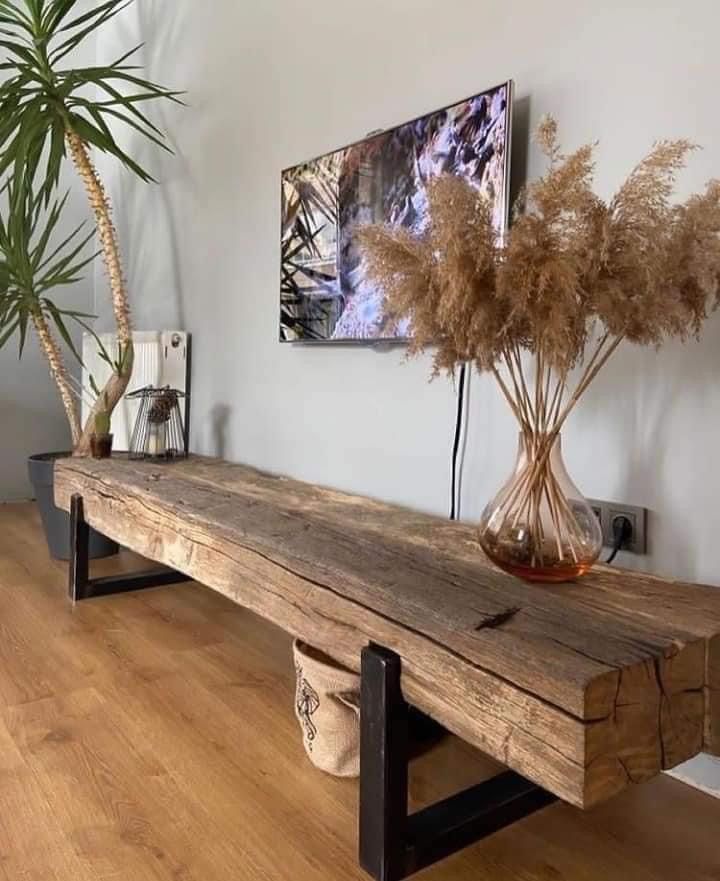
280;80;513;343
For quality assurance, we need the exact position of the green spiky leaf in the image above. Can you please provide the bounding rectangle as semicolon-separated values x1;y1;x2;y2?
0;0;181;191
0;169;96;362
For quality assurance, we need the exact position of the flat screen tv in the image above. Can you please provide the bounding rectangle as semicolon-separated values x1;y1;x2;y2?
280;80;513;343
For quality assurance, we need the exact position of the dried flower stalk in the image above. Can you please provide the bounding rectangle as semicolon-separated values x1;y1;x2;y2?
358;118;720;570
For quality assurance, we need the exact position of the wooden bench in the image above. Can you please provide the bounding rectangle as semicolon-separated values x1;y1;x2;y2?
54;455;720;880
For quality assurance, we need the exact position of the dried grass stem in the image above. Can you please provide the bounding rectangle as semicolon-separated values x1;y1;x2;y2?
358;116;720;568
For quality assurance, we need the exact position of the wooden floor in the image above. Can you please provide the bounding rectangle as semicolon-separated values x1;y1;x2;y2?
0;504;719;881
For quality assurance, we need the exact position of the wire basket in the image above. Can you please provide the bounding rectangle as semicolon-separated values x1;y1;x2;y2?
126;386;188;461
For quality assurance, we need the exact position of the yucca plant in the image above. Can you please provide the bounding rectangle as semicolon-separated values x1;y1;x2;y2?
0;0;181;454
0;170;96;435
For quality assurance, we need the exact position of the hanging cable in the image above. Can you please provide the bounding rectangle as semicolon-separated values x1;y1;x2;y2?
606;515;634;564
450;363;468;520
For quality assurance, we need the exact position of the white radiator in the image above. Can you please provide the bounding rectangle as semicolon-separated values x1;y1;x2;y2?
82;330;189;451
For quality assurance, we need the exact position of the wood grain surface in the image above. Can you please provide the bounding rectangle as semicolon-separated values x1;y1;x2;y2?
55;455;720;808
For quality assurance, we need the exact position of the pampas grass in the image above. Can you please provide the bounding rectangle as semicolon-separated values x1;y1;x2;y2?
357;117;720;570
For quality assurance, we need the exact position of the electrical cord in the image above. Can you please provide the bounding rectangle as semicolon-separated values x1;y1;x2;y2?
450;363;468;521
606;515;634;564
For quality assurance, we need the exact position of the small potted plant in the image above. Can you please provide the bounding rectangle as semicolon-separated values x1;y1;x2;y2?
0;0;181;558
90;398;114;460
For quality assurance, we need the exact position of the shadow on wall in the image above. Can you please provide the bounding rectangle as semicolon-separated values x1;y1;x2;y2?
211;404;231;459
509;94;531;210
571;310;720;583
0;396;68;501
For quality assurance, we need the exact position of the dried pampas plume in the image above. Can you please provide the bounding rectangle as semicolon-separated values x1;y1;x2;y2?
356;117;720;570
357;116;720;407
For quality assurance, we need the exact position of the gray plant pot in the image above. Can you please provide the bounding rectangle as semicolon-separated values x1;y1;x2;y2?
27;453;119;561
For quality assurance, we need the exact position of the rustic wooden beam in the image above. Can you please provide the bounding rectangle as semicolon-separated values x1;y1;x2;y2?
54;456;720;809
544;569;720;757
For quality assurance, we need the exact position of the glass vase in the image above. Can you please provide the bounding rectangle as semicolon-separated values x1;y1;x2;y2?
478;434;602;583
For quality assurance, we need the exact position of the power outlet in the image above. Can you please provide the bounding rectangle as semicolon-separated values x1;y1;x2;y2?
588;498;648;555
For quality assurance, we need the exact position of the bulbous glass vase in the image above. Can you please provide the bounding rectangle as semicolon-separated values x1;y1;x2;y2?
478;434;602;583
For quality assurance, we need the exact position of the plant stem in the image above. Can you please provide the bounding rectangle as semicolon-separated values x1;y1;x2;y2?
511;345;534;421
491;365;526;427
65;131;134;456
534;348;544;434
482;332;626;572
502;353;532;430
31;309;81;446
550;334;624;440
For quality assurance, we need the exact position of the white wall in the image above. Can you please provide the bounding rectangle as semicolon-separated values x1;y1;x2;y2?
96;0;720;792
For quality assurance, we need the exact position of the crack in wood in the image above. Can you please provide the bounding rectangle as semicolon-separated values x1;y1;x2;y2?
475;607;521;630
652;656;669;769
546;636;624;671
616;754;638;785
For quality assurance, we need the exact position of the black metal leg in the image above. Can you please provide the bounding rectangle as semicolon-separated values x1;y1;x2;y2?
359;644;558;881
359;645;409;881
68;493;192;602
69;494;89;602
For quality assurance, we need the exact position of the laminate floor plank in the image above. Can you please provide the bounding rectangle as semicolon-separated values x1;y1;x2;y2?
0;502;718;880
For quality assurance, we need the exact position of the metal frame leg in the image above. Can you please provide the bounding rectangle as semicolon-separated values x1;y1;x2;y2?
360;645;409;881
69;493;192;602
359;643;558;881
69;494;90;602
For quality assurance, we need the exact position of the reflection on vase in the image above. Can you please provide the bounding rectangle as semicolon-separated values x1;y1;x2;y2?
479;434;602;583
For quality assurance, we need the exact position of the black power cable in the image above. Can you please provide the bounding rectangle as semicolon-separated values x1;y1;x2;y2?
450;364;468;521
606;515;634;564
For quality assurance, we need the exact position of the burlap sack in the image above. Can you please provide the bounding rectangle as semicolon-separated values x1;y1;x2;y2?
293;640;360;778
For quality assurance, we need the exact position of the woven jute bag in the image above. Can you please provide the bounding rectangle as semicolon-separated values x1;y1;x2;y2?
292;640;361;778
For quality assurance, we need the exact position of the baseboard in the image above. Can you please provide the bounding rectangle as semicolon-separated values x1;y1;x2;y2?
667;755;720;799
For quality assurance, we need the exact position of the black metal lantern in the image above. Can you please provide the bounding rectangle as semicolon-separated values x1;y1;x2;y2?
126;386;188;461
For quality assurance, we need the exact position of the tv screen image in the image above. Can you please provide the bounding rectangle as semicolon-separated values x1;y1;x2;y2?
280;80;513;343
